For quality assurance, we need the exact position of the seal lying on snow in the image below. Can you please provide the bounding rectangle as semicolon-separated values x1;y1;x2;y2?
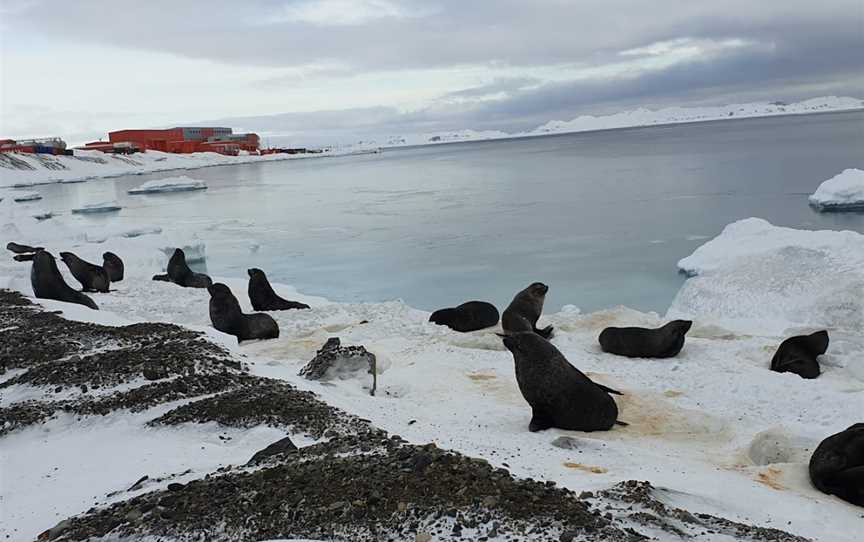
31;251;98;310
809;423;864;506
6;242;43;254
429;301;499;332
501;332;623;432
599;320;693;358
208;283;279;342
152;248;212;288
770;330;829;379
501;282;553;339
102;252;124;282
247;268;309;311
59;252;110;293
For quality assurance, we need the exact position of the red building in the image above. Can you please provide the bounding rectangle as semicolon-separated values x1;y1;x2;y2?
81;127;259;155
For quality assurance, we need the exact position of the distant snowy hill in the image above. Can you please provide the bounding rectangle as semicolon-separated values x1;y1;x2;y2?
372;96;863;149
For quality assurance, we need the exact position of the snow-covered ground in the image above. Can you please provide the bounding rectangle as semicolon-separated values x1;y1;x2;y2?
0;147;380;188
1;196;862;541
128;175;207;194
370;96;863;148
809;169;864;212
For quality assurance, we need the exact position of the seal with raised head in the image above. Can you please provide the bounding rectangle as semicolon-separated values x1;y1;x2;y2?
31;251;98;310
59;252;110;293
7;242;43;254
247;268;310;311
770;330;829;379
599;320;693;358
208;282;279;342
153;248;212;288
809;423;864;506
501;282;553;338
501;331;623;432
429;301;499;332
102;252;124;282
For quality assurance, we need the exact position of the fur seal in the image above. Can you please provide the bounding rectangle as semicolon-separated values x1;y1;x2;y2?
501;331;623;432
102;252;124;282
7;242;43;254
501;282;553;338
599;320;693;358
247;268;310;311
208;282;279;342
809;423;864;506
429;301;499;332
31;251;98;310
152;248;212;288
770;330;829;379
59;252;110;293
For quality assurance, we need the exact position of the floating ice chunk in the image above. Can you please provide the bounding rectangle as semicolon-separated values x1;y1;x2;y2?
32;209;54;220
128;176;208;195
12;191;41;202
809;168;864;212
71;201;122;214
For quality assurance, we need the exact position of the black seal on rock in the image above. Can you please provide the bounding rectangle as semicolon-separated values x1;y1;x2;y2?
153;248;212;288
31;251;98;310
598;320;693;358
770;330;829;379
429;301;499;332
247;268;309;311
59;251;110;293
809;423;864;506
501;282;552;338
501;332;622;432
6;241;43;254
208;283;278;342
102;252;124;282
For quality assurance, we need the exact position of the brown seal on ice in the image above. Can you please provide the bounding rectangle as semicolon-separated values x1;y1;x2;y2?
152;248;212;288
599;320;693;358
429;301;499;332
770;330;829;379
247;268;309;311
59;251;110;293
102;252;124;282
31;251;98;310
209;282;279;342
809;423;864;506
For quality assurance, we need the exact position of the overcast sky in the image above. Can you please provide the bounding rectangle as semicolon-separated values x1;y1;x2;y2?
1;0;862;144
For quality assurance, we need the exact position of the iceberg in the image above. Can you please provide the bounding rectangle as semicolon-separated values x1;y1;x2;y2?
128;176;208;194
808;168;864;211
12;191;42;202
71;201;122;214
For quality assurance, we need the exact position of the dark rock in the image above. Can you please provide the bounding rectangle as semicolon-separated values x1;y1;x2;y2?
247;436;298;465
299;337;377;396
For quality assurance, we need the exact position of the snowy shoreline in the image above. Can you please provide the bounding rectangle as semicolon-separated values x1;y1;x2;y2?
1;191;863;541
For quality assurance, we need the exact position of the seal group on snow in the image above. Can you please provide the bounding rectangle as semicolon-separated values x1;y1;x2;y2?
31;251;98;310
429;301;499;332
501;331;623;432
809;423;864;506
153;248;212;289
598;320;693;358
247;268;309;311
501;282;553;339
770;330;829;379
209;282;279;342
60;251;110;293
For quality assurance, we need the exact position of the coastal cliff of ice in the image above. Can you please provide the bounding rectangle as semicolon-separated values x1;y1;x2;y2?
809;169;864;211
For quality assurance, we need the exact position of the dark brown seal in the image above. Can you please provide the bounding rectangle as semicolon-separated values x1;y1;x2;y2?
429;301;499;332
809;423;864;506
770;330;829;379
152;248;212;288
102;252;124;282
501;282;552;338
208;282;279;342
599;320;693;358
31;251;98;310
247;268;309;311
501;332;623;432
59;252;110;293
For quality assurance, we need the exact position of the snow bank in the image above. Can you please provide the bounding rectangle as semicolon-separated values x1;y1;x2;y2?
0;148;375;188
809;168;864;211
128;175;208;194
671;218;864;335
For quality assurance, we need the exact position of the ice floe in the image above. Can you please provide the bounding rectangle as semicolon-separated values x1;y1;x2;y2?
809;168;864;212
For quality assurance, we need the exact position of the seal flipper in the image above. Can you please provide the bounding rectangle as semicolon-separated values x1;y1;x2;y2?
535;325;554;340
152;274;171;282
595;383;623;396
528;408;554;432
615;420;629;427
